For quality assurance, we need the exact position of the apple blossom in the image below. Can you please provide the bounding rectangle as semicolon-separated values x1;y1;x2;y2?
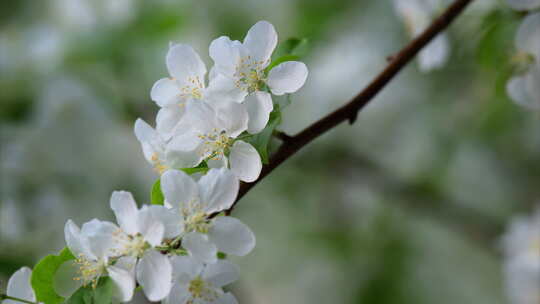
164;256;239;304
169;100;262;182
208;21;308;134
161;168;255;264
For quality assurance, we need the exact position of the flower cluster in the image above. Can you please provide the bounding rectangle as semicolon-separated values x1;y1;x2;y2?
2;21;307;304
501;206;540;304
505;9;540;110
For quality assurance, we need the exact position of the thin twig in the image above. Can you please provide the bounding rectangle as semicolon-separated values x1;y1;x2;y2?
222;0;475;216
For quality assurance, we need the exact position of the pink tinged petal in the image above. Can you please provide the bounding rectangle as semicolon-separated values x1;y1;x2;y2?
229;141;262;183
6;267;36;303
107;265;135;303
54;260;83;298
182;232;218;264
243;20;278;64
110;191;139;235
208;216;255;257
217;293;239;304
516;12;540;58
169;255;204;284
161;169;199;209
209;36;242;76
150;78;181;107
216;101;249;138
197;168;239;214
166;43;207;82
156;106;185;141
267;61;308;95
202;260;239;287
65;220;96;260
137;250;172;302
245;91;273;134
162;284;190;304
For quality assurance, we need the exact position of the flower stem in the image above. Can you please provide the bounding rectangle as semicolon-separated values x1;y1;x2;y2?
0;294;37;304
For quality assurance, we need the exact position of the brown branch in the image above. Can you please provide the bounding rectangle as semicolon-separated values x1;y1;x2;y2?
223;0;475;216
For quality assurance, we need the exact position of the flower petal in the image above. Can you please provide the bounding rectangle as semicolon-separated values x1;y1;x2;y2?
64;220;96;260
136;207;165;246
197;168;239;214
217;293;239;304
202;260;239;287
216;101;249;137
169;255;203;285
137;250;172;302
161;169;199;210
182;232;218;264
243;21;277;64
507;68;540;110
267;61;308;95
166;43;207;82
229;141;262;183
6;267;36;303
139;205;183;239
134;119;162;163
209;36;242;76
209;216;255;257
53;260;83;298
150;78;181;107
110;191;138;235
245;91;273;134
81;219;118;259
107;264;135;303
156;106;185;141
162;284;190;304
516;12;540;58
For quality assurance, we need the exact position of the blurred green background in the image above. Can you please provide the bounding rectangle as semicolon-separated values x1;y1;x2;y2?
1;0;538;303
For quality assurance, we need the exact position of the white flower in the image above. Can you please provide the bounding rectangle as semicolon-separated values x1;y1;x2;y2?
170;100;262;182
134;118;202;175
151;43;215;139
506;12;540;110
507;0;540;11
208;20;308;134
2;267;39;304
501;206;540;304
393;0;450;72
164;256;239;304
161;168;256;264
55;219;135;302
109;190;182;302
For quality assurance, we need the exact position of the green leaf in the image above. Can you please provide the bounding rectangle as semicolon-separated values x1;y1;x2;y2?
31;247;75;304
274;37;310;58
64;277;114;304
151;178;164;205
266;38;310;73
180;166;209;175
246;107;282;164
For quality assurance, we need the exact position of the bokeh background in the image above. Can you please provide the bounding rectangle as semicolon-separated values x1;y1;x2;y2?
1;0;539;303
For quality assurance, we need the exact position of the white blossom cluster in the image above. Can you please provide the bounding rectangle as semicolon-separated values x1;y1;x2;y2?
2;21;308;304
501;206;540;304
505;6;540;110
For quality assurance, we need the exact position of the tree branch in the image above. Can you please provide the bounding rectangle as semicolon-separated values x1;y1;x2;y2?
224;0;475;215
